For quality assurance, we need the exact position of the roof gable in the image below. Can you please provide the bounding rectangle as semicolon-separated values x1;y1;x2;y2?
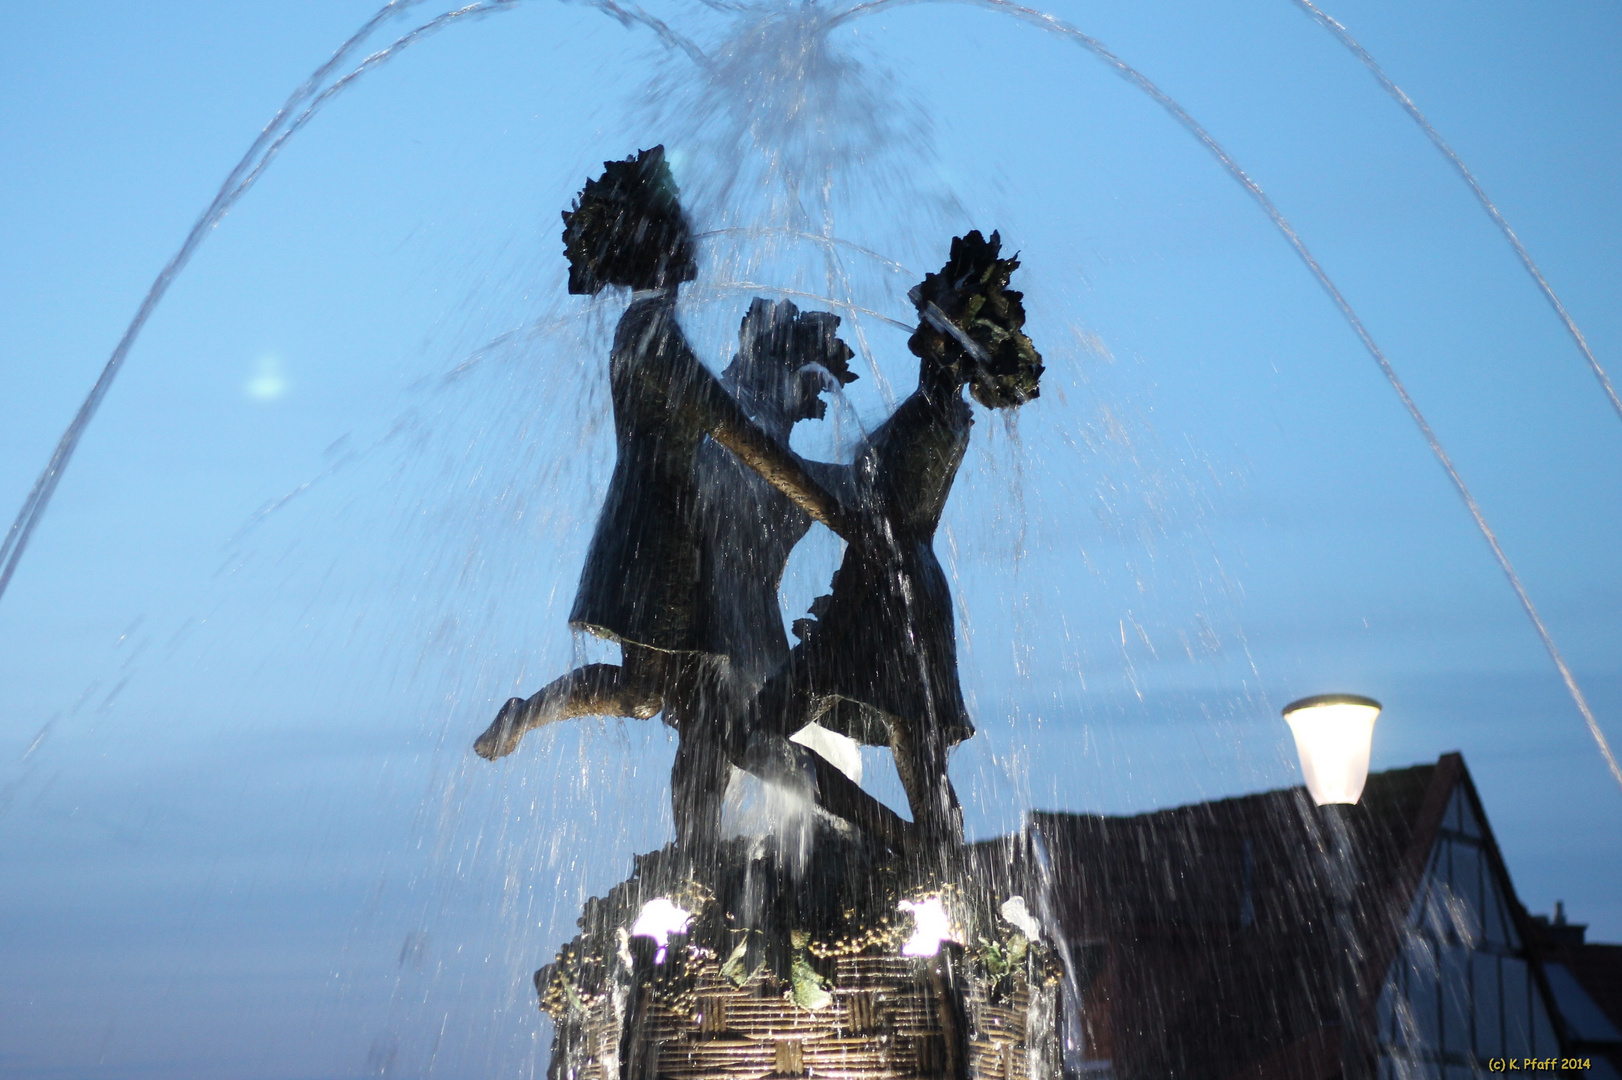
1020;754;1571;1079
1376;780;1565;1070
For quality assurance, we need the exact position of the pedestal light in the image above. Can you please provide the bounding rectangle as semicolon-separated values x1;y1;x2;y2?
1282;694;1383;1080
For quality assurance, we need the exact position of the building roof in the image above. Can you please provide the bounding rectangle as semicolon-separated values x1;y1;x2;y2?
1557;943;1622;1035
1534;930;1622;1072
1014;753;1556;1080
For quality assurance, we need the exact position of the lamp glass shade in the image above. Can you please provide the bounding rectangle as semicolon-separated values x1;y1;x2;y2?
1283;695;1381;806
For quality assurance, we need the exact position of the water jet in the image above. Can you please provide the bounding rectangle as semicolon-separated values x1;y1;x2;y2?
3;5;1620;1077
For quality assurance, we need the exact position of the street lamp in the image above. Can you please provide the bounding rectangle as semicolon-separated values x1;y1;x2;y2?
1282;693;1382;1080
1283;694;1382;806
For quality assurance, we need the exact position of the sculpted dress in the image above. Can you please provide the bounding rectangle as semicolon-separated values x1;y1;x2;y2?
569;290;712;653
791;385;975;751
570;291;849;657
733;382;974;841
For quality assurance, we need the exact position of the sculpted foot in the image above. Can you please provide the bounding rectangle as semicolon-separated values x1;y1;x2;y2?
475;697;531;761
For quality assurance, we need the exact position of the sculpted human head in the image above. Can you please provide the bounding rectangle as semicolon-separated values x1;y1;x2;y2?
728;298;858;424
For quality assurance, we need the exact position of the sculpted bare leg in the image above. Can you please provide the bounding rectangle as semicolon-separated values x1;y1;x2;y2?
474;646;665;761
889;722;964;848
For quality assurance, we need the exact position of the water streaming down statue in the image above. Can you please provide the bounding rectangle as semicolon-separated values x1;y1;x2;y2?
732;230;1044;855
676;298;863;853
477;148;1061;1080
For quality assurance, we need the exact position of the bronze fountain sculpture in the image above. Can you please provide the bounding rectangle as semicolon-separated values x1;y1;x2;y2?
476;147;1060;1080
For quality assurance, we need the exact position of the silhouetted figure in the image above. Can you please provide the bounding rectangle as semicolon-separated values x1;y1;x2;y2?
736;231;1044;851
669;298;858;853
474;149;859;841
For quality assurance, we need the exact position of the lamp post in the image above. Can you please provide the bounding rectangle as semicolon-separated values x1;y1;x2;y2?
1283;693;1382;1080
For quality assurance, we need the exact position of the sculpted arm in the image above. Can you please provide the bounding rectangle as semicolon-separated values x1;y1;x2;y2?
671;348;859;541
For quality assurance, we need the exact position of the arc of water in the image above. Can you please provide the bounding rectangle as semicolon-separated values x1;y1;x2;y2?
690;281;916;332
833;0;1622;792
224;4;523;203
0;0;459;606
0;0;423;604
820;239;905;408
1290;0;1622;428
0;0;701;610
696;227;916;276
588;0;708;63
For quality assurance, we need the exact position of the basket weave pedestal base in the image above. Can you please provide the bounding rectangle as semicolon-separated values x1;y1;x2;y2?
538;839;1061;1080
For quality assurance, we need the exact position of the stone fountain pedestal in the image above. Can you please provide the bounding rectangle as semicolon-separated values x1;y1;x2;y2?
537;834;1062;1080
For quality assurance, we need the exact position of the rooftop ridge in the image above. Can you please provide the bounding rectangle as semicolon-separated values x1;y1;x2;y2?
1024;757;1448;826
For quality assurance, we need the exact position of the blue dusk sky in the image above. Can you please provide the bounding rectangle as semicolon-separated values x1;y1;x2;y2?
1;1;1620;1077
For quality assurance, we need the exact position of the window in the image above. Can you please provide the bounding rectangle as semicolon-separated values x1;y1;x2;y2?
1374;790;1562;1078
